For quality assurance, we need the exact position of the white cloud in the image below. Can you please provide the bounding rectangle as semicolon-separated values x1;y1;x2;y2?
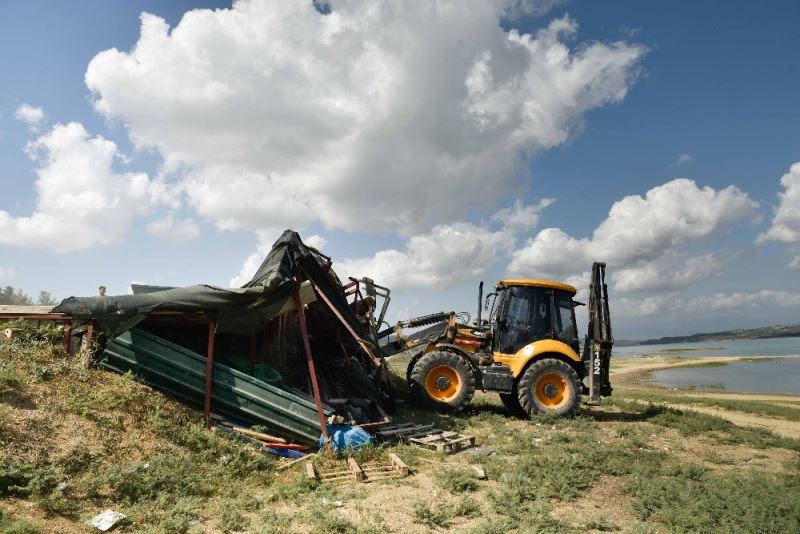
613;252;722;293
85;1;645;236
672;153;693;166
613;289;800;319
324;198;551;291
305;234;328;250
0;122;154;252
336;222;512;291
503;0;568;19
229;229;283;288
685;290;800;311
491;198;554;231
507;178;758;292
14;104;45;132
0;266;16;281
145;214;200;241
757;162;800;267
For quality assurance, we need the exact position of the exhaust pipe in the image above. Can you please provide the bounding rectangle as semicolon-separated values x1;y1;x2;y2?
476;281;484;326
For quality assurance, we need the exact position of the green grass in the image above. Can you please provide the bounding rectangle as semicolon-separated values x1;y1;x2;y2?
627;463;800;533
0;508;41;534
411;497;481;529
4;325;800;533
436;468;480;493
618;389;800;422
608;399;800;452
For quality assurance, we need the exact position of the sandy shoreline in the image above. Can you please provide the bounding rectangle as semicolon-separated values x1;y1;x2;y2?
610;355;800;438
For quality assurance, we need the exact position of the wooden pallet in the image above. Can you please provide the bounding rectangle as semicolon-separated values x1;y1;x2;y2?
409;431;475;453
306;453;409;483
374;424;476;454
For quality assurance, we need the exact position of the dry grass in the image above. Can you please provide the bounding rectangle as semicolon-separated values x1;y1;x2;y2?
1;334;799;532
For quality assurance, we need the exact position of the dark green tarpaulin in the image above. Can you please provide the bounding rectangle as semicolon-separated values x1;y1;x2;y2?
53;230;393;416
54;230;357;338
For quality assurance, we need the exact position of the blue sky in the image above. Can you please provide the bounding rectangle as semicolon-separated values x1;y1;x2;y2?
1;0;799;338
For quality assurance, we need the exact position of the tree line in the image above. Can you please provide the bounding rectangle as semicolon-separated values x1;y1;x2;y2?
0;286;58;306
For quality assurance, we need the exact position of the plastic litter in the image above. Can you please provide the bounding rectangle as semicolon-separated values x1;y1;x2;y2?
86;510;126;532
318;424;374;451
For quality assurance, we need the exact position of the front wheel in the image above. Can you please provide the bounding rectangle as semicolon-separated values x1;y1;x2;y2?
409;351;476;411
517;358;581;417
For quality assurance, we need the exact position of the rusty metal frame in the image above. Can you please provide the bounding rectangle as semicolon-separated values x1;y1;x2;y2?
293;277;330;451
0;312;72;354
204;316;217;426
308;279;381;367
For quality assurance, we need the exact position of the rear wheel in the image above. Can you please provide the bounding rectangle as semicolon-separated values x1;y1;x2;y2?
517;358;581;417
409;350;476;411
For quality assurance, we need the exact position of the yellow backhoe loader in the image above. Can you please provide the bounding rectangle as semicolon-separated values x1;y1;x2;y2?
388;263;613;416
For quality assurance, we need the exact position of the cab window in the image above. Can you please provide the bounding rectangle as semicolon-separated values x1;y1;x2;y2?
497;286;550;354
554;297;577;343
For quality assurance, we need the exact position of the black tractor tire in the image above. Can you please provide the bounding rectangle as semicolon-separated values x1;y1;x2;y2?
517;358;581;417
499;388;525;417
409;350;476;412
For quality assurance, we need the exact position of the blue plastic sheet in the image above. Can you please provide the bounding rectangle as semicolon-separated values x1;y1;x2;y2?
319;425;374;451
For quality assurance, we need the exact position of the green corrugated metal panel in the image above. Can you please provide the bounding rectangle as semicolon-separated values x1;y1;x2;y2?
103;327;324;444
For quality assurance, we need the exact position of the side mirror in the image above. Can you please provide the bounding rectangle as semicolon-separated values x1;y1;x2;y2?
484;293;495;311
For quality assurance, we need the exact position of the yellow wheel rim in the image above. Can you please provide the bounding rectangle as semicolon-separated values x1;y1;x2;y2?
424;365;462;401
534;372;570;408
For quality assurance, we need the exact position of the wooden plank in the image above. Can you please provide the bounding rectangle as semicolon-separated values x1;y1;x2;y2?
389;453;409;476
348;458;365;481
305;461;317;480
276;453;314;472
219;422;287;444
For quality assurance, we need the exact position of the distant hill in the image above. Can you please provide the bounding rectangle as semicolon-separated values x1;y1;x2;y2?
639;324;800;345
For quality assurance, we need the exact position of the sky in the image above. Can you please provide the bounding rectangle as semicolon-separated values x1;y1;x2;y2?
1;0;799;339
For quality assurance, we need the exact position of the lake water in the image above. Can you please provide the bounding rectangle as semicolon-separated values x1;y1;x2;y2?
612;337;800;394
652;357;800;394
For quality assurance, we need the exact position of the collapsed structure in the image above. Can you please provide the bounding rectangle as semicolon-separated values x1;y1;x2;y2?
53;230;395;445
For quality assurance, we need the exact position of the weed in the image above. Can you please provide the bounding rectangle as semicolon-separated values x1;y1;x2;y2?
627;464;800;533
0;405;12;440
217;507;247;533
466;517;516;534
411;501;452;528
104;453;214;504
265;474;319;503
437;468;479;493
0;508;41;534
0;365;22;394
584;517;618;531
303;503;381;534
255;510;292;531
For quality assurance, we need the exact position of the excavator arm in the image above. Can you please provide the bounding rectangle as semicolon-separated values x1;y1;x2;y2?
584;262;613;404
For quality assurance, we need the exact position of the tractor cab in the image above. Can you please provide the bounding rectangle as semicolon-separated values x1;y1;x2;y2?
489;279;580;356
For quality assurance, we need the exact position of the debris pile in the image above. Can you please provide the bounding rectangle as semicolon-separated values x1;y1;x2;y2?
53;230;394;445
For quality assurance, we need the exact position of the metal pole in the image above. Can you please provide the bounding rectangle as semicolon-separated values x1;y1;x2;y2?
63;319;72;355
204;317;217;426
310;281;381;366
293;278;330;451
86;319;94;349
